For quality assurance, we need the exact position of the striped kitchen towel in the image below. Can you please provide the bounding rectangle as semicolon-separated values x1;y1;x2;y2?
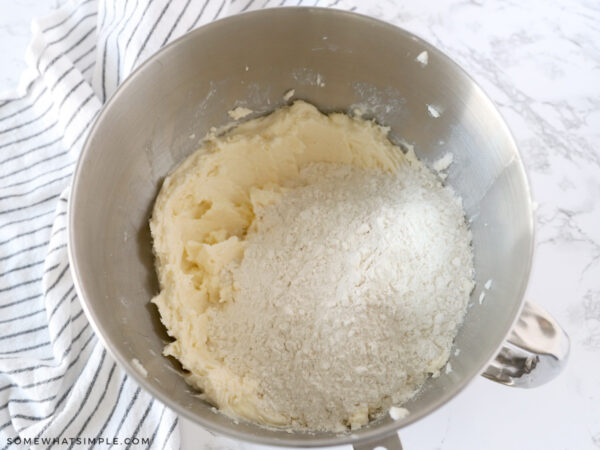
0;0;359;448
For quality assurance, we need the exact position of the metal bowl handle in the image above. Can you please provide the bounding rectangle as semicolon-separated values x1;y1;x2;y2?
482;301;570;388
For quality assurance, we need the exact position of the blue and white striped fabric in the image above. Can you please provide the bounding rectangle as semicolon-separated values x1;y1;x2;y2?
0;0;359;448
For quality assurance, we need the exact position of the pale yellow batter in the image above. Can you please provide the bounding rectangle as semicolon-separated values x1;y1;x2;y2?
150;101;409;428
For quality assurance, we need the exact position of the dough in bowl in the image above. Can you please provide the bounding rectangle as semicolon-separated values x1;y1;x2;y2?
150;101;474;431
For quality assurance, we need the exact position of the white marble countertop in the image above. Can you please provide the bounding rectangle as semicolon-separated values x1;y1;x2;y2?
1;0;599;449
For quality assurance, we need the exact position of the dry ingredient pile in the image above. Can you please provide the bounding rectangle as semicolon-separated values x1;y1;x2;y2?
150;101;474;432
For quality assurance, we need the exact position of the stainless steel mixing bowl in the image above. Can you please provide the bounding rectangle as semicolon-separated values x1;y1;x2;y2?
68;7;569;449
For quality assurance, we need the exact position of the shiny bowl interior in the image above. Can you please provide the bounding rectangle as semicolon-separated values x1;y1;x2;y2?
68;7;533;448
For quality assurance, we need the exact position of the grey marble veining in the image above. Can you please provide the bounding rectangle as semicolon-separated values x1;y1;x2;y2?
1;0;598;449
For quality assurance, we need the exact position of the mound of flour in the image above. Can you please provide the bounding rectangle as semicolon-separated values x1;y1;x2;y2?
208;161;474;431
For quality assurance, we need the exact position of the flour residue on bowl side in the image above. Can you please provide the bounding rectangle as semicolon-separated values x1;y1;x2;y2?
283;89;295;102
132;358;148;377
291;68;326;87
350;82;407;125
427;104;442;118
416;50;429;66
228;106;253;120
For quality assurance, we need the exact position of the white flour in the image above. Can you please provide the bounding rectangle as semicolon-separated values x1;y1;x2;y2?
208;161;474;431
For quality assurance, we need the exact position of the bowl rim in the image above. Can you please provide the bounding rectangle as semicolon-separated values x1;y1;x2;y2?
68;6;535;448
